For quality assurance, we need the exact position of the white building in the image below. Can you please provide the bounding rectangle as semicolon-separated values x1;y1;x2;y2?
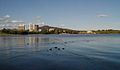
49;28;54;32
29;24;39;32
87;30;96;34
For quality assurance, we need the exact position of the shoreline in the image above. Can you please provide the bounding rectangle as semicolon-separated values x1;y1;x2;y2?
0;33;120;36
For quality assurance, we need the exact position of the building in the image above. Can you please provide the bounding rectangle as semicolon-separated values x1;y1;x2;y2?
87;30;96;34
29;24;39;32
87;30;92;33
18;24;25;31
49;28;54;32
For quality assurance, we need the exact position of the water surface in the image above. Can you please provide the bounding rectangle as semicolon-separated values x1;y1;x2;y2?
0;34;120;70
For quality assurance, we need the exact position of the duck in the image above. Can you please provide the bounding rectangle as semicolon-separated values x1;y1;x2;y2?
49;48;52;51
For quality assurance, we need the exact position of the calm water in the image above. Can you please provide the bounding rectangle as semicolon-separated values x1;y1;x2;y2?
0;34;120;70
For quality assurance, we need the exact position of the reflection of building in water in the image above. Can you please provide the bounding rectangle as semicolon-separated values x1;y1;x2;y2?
17;37;25;46
29;37;39;45
29;24;39;32
28;37;51;45
18;24;25;31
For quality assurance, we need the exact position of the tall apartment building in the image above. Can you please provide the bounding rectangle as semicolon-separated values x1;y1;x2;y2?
18;24;25;31
29;24;39;32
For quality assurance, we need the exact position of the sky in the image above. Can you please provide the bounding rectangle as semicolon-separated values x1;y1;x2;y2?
0;0;120;30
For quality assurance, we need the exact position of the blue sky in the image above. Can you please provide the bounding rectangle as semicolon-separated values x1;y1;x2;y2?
0;0;120;30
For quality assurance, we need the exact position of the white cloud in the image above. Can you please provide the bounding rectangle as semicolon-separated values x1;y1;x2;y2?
4;15;10;18
11;20;24;23
41;22;45;25
0;15;11;21
97;14;109;18
0;15;24;28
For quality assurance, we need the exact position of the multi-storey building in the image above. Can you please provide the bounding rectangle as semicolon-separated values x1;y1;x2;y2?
18;24;25;31
29;24;39;32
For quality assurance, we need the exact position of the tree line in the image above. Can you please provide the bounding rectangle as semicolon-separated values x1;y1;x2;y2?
0;28;120;34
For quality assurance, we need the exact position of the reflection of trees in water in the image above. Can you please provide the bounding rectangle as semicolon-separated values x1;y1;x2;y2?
0;37;14;53
0;36;25;47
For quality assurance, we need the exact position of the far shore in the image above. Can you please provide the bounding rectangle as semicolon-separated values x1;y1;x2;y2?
0;33;120;36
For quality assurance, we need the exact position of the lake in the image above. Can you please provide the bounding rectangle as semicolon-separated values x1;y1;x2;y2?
0;34;120;70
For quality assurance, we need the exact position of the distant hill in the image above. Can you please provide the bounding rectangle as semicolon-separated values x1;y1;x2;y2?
39;25;79;34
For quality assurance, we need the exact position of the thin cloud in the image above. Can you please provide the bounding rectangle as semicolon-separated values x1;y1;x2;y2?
60;24;65;27
36;16;42;19
0;15;11;21
4;15;10;18
11;20;24;23
97;14;109;18
41;22;45;25
0;15;24;24
0;18;3;20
